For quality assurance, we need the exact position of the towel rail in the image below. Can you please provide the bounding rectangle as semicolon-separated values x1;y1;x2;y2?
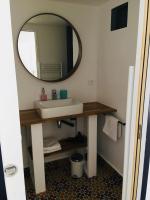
118;121;126;126
102;114;126;126
102;114;126;139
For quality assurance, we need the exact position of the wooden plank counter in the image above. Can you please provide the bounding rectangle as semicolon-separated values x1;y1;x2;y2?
20;102;116;126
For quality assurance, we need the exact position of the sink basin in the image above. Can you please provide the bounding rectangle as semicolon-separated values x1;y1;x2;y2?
35;98;83;119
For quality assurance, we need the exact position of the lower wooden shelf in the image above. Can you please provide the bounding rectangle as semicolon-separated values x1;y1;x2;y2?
28;136;87;160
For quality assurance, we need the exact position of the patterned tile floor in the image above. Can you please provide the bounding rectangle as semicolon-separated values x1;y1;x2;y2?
25;157;122;200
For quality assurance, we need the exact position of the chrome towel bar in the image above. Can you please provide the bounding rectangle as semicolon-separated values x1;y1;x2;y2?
118;121;126;126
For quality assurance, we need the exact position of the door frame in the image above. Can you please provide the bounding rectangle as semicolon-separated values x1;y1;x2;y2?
0;0;26;199
131;0;150;199
122;0;150;199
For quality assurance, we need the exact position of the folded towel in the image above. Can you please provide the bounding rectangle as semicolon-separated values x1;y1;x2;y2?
43;137;61;154
43;137;58;148
44;143;61;154
103;115;119;142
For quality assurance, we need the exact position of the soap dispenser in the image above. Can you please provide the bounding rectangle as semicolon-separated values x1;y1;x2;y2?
40;88;48;101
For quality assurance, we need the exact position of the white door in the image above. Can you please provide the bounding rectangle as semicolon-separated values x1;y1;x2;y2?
0;0;26;199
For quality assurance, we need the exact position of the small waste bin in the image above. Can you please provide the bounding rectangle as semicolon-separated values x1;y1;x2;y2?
71;153;84;178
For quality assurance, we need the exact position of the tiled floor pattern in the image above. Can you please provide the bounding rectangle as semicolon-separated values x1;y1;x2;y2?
25;157;122;200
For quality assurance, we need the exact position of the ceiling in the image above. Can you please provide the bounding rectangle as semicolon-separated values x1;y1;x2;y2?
50;0;108;6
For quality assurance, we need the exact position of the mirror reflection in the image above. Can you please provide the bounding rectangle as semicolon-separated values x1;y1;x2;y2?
18;14;82;82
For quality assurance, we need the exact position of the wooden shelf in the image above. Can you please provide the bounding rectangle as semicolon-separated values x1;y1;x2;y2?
20;102;117;126
28;137;87;160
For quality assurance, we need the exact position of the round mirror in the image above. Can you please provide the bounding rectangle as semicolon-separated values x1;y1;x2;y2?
17;13;82;82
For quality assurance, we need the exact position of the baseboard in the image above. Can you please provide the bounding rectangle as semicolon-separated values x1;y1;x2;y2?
98;152;123;177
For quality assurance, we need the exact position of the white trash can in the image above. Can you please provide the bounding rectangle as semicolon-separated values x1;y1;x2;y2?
71;153;84;178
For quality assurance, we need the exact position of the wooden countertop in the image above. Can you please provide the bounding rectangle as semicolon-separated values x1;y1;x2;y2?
20;102;116;126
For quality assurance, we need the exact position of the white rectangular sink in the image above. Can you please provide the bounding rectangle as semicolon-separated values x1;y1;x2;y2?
35;98;83;119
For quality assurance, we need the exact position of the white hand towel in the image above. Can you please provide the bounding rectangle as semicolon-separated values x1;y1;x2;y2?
43;137;61;154
103;115;119;142
43;142;61;154
43;136;58;148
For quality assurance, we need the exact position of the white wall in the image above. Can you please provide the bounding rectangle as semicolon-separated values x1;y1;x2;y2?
10;0;100;167
23;23;68;68
97;0;140;175
36;24;67;68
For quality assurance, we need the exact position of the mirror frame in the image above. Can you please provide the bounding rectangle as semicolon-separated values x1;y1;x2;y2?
17;13;82;82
